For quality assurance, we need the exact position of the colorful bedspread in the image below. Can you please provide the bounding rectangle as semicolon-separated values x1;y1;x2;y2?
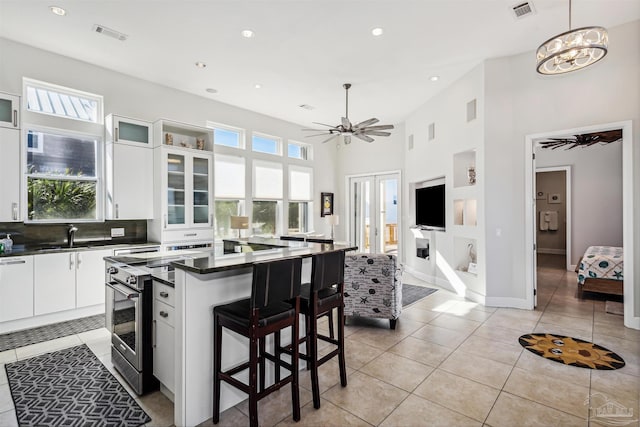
577;246;623;285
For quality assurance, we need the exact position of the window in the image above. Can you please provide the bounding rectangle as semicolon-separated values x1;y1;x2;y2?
252;132;281;155
208;122;245;149
214;155;246;238
25;128;101;221
288;166;313;233
253;160;283;236
287;141;312;160
24;78;102;124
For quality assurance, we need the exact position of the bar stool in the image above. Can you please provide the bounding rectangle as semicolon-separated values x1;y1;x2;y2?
285;250;347;409
212;256;302;427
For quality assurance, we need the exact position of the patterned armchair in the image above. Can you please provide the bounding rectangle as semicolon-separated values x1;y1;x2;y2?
343;253;402;329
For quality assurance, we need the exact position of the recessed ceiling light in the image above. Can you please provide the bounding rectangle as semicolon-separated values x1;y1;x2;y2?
429;75;440;82
241;29;254;38
254;84;262;89
371;27;384;36
195;62;207;68
50;6;66;16
205;88;218;94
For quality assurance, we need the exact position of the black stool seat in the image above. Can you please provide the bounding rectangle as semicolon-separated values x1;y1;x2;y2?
215;299;295;327
300;283;341;307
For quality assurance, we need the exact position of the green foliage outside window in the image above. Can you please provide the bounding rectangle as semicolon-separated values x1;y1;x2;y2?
27;175;96;220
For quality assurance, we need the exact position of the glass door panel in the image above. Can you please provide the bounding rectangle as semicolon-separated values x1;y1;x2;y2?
350;178;372;253
167;153;185;225
0;99;12;123
192;156;210;224
378;176;399;255
118;121;149;144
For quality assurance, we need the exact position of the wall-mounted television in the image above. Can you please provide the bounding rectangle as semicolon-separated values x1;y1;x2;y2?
415;184;445;230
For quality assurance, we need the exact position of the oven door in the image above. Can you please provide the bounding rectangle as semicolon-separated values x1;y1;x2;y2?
107;281;143;371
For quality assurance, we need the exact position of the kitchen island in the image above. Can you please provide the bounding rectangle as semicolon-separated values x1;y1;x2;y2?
163;239;355;426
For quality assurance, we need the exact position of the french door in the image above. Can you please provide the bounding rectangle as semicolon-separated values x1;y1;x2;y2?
348;172;400;255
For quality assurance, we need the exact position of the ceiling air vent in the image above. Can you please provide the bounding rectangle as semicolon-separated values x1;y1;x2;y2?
93;24;128;41
512;2;535;19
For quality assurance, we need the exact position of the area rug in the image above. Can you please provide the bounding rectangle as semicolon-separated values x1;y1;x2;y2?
5;344;151;427
0;314;105;352
402;284;438;307
518;333;625;370
605;301;624;316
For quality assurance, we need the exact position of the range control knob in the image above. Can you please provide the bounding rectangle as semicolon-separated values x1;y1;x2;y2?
126;275;137;285
106;266;118;274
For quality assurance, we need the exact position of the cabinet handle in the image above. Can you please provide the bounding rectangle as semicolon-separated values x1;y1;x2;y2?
0;259;26;265
13;110;17;127
184;233;197;237
69;253;74;270
210;214;213;226
159;291;169;298
115;203;119;219
76;252;82;268
159;311;168;318
164;214;167;229
152;319;157;348
115;127;119;142
12;202;18;221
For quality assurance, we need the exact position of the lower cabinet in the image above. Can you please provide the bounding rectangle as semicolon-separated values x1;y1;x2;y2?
0;256;34;322
34;249;112;316
153;281;175;394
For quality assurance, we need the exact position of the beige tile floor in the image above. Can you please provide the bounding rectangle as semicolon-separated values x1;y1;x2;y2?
1;254;638;426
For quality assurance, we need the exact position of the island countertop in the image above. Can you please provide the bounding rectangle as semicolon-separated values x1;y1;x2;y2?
171;238;357;274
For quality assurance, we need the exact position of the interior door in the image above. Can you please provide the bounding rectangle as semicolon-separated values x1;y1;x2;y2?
349;173;400;255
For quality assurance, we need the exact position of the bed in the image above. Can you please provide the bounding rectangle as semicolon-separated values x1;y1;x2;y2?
575;246;624;296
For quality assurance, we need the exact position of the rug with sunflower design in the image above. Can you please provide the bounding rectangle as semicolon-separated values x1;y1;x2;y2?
518;333;625;370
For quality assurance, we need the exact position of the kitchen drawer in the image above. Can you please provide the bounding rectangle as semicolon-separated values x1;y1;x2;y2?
162;228;214;243
154;300;174;327
154;281;175;307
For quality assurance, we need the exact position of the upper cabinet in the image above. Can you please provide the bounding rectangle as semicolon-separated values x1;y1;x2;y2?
153;119;213;152
0;92;19;130
0;92;20;222
105;114;154;220
106;114;152;147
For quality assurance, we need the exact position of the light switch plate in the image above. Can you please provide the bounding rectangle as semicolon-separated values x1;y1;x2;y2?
111;227;125;237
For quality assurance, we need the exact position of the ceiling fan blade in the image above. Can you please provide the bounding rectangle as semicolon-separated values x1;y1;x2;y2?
341;117;351;130
321;134;339;144
354;118;379;128
362;124;394;131
362;130;391;137
353;133;374;143
301;128;331;131
312;122;338;128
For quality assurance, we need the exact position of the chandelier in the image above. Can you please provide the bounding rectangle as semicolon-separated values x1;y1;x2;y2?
536;0;608;75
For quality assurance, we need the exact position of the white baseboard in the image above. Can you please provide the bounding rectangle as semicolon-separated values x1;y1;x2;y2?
484;296;532;310
463;288;486;305
538;248;567;255
0;305;105;334
404;266;455;293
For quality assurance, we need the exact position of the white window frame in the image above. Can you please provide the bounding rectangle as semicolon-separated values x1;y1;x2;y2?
251;131;282;156
207;121;246;149
23;77;103;124
287;140;313;161
23;124;104;223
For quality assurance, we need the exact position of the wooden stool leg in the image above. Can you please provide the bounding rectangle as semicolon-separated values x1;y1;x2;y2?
327;309;335;339
248;335;259;427
212;315;222;424
274;331;281;384
259;337;266;392
305;314;312;370
337;304;347;387
309;312;321;409
291;310;301;421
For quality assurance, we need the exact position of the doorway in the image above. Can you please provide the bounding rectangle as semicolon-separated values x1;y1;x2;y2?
347;172;401;256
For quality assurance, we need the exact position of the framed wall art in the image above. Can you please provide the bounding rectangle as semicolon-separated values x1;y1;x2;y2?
321;192;334;217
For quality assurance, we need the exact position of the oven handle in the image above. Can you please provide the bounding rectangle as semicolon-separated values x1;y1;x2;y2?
106;282;140;299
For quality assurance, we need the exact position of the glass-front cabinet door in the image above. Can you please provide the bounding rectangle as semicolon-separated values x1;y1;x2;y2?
107;114;152;146
166;153;186;227
192;156;211;225
0;92;19;129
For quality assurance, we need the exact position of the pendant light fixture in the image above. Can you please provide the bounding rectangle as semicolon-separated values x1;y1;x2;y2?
536;0;608;75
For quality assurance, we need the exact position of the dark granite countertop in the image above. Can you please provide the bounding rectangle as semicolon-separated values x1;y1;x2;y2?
0;242;161;258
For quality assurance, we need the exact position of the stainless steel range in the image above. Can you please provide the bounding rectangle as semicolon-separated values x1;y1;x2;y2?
105;260;158;395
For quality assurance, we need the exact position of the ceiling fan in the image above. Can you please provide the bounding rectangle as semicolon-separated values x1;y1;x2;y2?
538;129;622;150
303;83;394;144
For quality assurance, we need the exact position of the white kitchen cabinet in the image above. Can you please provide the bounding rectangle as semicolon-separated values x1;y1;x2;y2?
0;127;21;222
105;142;153;219
34;248;112;315
0;92;19;130
153;281;175;394
34;252;77;315
106;114;152;147
0;256;34;322
76;248;112;307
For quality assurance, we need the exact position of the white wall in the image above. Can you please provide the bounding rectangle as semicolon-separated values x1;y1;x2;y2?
0;38;338;236
536;144;623;264
483;20;639;307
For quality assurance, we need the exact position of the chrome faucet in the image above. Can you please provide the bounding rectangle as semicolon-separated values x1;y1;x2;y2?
68;224;78;248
